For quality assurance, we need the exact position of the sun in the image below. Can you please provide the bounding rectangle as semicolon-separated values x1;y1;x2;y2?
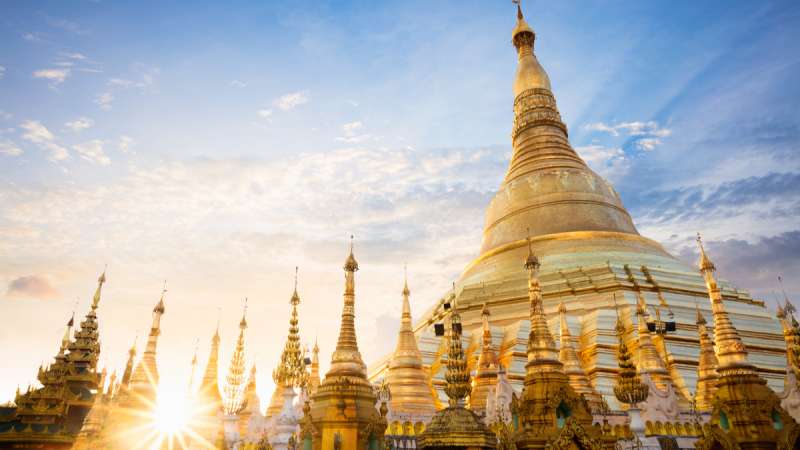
154;391;189;436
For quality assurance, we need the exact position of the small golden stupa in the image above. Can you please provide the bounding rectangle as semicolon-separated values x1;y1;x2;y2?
417;291;496;450
693;235;799;450
300;238;387;450
512;239;613;450
385;270;437;421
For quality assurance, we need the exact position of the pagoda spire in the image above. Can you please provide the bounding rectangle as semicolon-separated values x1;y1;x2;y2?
200;320;223;410
693;234;798;448
129;283;167;395
558;301;603;410
327;235;367;377
470;302;498;414
304;237;387;450
478;0;638;257
91;269;106;311
386;267;436;416
634;294;672;390
224;300;249;415
613;306;648;406
121;338;136;387
58;313;75;356
696;234;751;371
188;341;199;394
444;293;470;407
308;337;321;395
694;305;719;411
524;235;560;368
273;267;306;389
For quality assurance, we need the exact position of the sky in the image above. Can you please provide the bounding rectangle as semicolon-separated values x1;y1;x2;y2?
1;0;799;408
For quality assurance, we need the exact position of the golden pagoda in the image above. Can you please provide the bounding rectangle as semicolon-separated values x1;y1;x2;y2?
694;306;718;412
693;235;799;450
470;303;499;415
416;290;496;450
0;271;106;450
370;0;789;410
511;238;611;450
558;301;603;412
266;268;307;450
307;339;321;397
385;270;437;423
300;238;387;450
224;304;249;416
101;285;168;450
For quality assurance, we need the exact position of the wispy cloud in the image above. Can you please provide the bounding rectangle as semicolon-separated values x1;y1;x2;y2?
273;90;310;110
22;32;45;43
335;121;372;144
33;68;70;85
119;136;134;153
575;144;630;181
257;109;273;120
584;120;671;151
5;275;60;300
95;92;114;110
230;80;247;88
64;117;94;132
20;120;68;161
73;140;110;165
0;141;22;157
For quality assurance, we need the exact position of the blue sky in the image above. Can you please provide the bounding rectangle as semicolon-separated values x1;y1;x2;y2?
1;0;799;404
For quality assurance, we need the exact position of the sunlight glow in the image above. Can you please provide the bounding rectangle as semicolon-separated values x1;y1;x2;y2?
154;390;189;435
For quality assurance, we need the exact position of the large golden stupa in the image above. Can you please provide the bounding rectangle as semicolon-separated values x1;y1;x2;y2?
368;5;786;409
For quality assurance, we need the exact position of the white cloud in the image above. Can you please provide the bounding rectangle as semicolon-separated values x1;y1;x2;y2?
119;136;134;153
64;117;95;132
584;120;671;139
257;109;273;120
230;80;247;88
336;121;372;144
0;110;12;120
635;138;662;151
73;140;110;165
60;52;87;61
22;32;44;43
0;140;22;156
21;120;55;143
575;144;630;181
95;92;114;110
20;120;68;161
273;91;310;110
33;68;70;85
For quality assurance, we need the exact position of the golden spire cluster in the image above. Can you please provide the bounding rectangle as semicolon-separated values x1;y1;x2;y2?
613;305;648;406
272;267;306;388
694;304;718;411
223;301;249;415
444;293;470;407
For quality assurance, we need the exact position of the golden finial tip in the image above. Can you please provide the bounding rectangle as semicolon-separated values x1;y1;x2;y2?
344;235;359;271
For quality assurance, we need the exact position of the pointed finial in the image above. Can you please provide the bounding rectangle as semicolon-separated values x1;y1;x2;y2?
695;302;707;325
524;228;540;271
344;234;359;271
482;302;490;317
513;0;523;19
559;300;567;315
779;275;796;316
240;298;248;329
402;263;410;296
696;233;716;272
91;268;107;310
291;267;300;304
